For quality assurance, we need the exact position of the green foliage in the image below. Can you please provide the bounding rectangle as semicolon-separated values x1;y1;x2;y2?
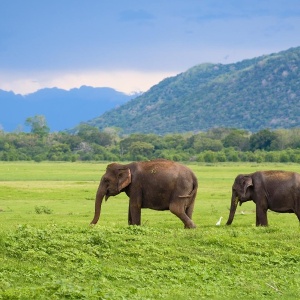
3;224;300;299
35;206;53;214
2;126;300;162
222;129;250;150
77;124;114;146
25;115;50;138
250;129;278;151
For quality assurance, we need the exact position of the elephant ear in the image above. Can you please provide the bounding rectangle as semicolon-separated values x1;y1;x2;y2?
242;176;253;196
117;168;131;192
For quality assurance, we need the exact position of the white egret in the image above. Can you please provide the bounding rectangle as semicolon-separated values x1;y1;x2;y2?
216;216;223;226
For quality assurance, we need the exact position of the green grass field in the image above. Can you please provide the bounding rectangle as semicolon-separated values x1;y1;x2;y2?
0;161;300;299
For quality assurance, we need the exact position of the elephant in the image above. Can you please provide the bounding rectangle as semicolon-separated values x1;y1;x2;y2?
226;170;300;226
90;159;198;228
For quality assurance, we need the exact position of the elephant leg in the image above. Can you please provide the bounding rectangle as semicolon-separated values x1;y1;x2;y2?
128;202;141;225
169;202;196;229
256;205;268;226
128;206;133;225
185;202;195;219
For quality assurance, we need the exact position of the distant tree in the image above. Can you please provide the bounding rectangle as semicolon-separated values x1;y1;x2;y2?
271;128;300;150
264;151;278;162
77;124;113;146
206;128;233;140
249;129;278;151
279;151;289;163
186;134;223;152
128;141;154;160
215;151;226;162
54;132;82;151
162;134;187;150
25;115;50;138
119;134;158;157
289;128;300;148
103;127;122;144
203;151;216;163
198;138;223;152
224;148;240;162
47;143;71;161
222;129;250;151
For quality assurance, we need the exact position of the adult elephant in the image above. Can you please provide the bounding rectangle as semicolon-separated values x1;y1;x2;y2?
226;170;300;226
90;159;198;228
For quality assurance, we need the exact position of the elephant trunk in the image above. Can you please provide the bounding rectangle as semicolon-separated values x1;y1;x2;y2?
226;193;239;225
90;181;106;225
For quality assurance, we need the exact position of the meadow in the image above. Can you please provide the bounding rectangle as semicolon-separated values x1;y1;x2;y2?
0;161;299;299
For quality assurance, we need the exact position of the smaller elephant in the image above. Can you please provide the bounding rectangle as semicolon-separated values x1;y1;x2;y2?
226;170;300;226
90;159;198;228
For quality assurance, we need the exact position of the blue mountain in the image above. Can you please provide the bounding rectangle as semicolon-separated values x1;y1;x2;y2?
0;86;138;132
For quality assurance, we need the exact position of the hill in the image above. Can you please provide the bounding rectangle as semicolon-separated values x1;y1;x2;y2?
0;86;138;132
86;46;300;134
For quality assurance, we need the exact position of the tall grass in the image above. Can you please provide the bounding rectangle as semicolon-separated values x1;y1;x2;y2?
0;162;299;299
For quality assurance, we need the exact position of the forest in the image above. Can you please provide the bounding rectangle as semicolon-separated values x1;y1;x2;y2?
1;115;300;163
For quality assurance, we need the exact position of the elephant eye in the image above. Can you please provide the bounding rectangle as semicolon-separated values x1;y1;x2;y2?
118;172;125;178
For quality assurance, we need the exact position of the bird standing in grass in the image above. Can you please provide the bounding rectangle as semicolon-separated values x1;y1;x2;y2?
216;216;223;226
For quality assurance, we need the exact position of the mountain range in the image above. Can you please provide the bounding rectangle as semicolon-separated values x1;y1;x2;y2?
2;46;300;135
0;86;138;132
85;46;300;134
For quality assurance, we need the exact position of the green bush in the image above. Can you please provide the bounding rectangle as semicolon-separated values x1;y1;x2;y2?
35;206;53;214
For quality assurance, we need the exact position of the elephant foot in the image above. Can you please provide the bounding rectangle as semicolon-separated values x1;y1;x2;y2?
184;221;196;229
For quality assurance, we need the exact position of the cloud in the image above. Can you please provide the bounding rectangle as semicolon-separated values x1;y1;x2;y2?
0;70;178;95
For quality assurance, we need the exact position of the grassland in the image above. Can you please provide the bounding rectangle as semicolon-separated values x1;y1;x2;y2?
0;161;299;299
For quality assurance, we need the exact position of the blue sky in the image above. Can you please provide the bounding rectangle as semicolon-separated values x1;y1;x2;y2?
1;0;300;94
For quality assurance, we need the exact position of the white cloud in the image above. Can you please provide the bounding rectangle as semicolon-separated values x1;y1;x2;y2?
0;70;178;95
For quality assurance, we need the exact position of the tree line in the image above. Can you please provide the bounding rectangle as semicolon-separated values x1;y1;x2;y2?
1;115;300;163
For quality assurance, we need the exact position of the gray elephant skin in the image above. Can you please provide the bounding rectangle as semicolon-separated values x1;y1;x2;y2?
90;159;198;228
226;170;300;226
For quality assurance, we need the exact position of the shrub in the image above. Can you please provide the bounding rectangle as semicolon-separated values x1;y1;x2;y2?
35;206;53;214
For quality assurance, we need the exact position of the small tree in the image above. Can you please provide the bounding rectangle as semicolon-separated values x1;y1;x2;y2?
25;115;50;138
249;129;277;151
222;129;250;151
129;141;154;160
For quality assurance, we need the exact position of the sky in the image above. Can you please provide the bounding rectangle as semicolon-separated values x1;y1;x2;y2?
1;0;300;95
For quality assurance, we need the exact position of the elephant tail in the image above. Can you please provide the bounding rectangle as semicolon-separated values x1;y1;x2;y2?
179;173;198;198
